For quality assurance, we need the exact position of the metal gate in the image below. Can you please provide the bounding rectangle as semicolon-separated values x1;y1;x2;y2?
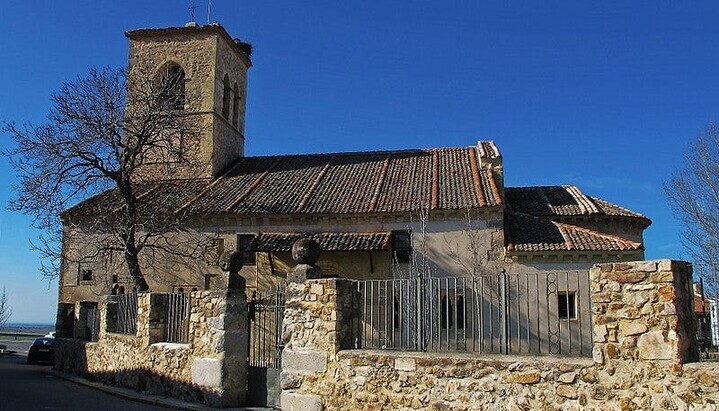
247;285;285;408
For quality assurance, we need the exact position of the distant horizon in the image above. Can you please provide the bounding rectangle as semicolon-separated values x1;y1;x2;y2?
2;321;55;328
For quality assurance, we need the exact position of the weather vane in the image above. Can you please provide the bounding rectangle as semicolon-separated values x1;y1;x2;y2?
189;1;198;22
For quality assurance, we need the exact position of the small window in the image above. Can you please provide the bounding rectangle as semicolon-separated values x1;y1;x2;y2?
78;262;94;283
392;230;412;264
237;234;256;265
81;269;93;281
558;292;576;319
112;274;119;283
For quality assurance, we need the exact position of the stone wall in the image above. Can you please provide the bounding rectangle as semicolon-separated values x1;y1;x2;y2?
55;287;248;407
591;260;699;365
280;260;719;410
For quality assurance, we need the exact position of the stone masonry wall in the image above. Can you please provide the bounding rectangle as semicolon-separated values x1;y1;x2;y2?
55;288;248;407
592;260;698;364
281;260;719;411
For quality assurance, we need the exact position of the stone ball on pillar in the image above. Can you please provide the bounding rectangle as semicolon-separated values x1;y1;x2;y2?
291;238;321;265
219;250;244;273
218;250;246;291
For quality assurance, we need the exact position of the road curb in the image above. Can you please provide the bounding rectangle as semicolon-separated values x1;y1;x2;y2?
48;369;269;411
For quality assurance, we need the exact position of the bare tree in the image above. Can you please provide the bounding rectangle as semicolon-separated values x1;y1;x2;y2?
665;123;719;301
3;65;214;291
0;287;11;327
443;208;499;278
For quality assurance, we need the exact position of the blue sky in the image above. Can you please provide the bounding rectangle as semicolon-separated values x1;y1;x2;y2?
1;1;717;322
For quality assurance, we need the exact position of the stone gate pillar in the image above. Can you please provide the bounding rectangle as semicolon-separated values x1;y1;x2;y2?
280;278;358;411
189;251;250;407
590;260;699;365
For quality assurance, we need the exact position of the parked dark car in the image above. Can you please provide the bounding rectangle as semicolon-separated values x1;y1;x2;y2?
26;337;55;365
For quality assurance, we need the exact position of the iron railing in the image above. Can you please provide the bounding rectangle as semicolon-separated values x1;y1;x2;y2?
86;306;100;342
117;292;138;335
353;271;592;356
693;263;719;361
166;293;190;343
248;285;285;368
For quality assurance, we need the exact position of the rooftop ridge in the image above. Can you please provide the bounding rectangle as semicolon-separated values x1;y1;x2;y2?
240;144;493;161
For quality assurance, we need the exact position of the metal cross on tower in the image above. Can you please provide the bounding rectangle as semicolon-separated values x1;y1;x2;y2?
188;1;199;22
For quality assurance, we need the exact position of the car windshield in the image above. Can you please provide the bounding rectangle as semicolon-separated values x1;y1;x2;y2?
33;338;55;347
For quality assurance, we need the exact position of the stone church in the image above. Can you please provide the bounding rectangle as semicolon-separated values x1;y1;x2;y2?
58;23;651;305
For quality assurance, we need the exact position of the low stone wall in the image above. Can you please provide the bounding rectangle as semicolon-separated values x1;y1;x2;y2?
55;288;248;407
316;350;718;410
280;261;719;410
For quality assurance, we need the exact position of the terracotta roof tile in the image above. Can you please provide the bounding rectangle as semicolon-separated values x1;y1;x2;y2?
505;211;642;253
63;145;503;219
477;141;500;159
505;186;649;223
250;232;391;251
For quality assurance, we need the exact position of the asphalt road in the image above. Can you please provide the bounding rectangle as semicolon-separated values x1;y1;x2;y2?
0;344;170;411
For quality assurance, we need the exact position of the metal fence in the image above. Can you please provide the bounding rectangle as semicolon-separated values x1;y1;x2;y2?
353;271;592;357
166;293;190;343
248;286;285;368
86;306;100;342
117;292;138;335
693;263;719;361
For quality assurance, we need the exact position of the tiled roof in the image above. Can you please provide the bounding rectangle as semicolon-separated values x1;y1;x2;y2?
477;141;501;159
64;145;503;219
64;179;209;219
505;211;642;253
505;186;649;223
249;232;391;251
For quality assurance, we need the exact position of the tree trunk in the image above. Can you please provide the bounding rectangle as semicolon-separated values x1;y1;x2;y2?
125;239;149;291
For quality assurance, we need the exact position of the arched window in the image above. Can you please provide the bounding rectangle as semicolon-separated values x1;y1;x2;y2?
159;64;185;110
222;74;231;119
232;83;240;128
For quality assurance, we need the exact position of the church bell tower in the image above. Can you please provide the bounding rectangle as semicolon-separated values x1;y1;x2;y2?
125;23;252;179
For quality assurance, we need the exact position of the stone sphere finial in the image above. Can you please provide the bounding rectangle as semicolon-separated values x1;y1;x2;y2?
291;238;321;265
